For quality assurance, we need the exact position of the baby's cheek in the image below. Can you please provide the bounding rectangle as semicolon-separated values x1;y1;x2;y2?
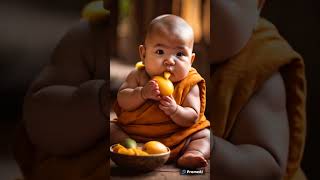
146;65;160;76
144;67;154;77
179;66;190;79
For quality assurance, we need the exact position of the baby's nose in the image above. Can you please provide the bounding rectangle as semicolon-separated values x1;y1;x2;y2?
164;56;175;66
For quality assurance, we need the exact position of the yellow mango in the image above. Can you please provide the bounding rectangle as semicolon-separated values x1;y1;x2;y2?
135;61;145;70
118;148;135;156
143;141;168;154
132;148;149;156
81;0;110;23
112;144;126;153
153;72;174;96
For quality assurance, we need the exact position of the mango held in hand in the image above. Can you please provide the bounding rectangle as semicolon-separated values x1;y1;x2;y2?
152;72;174;96
143;141;168;154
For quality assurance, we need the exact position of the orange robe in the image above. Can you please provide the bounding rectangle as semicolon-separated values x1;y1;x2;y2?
114;68;210;160
209;18;307;180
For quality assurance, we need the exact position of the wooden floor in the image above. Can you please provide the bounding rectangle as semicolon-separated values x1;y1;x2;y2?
110;160;210;180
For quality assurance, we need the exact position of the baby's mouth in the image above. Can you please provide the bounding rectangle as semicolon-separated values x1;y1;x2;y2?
164;71;173;78
160;71;174;82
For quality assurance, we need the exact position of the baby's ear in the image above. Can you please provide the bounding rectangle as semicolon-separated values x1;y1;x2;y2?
191;53;196;64
139;45;146;63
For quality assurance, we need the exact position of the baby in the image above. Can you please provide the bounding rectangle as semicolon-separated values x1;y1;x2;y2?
111;14;211;168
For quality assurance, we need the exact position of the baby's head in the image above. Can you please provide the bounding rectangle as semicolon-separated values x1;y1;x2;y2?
139;14;195;83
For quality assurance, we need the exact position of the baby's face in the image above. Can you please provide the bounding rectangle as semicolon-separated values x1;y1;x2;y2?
140;27;195;83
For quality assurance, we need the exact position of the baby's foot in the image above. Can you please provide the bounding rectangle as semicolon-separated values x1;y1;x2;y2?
177;150;208;169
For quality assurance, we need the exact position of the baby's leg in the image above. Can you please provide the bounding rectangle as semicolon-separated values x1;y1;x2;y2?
110;122;130;145
177;128;211;168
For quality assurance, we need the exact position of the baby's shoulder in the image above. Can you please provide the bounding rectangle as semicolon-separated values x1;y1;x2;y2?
126;69;149;85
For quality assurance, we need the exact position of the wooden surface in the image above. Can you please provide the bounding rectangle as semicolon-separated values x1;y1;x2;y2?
110;160;210;180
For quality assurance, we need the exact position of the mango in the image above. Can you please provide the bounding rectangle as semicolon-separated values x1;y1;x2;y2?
143;141;168;154
153;72;174;96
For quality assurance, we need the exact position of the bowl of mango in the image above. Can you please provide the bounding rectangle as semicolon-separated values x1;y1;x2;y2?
110;138;170;171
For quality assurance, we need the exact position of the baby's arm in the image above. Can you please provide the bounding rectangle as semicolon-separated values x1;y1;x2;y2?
24;21;107;155
159;84;200;127
212;72;289;179
211;0;260;62
117;71;161;111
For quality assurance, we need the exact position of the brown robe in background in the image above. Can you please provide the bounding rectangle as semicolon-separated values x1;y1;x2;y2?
209;18;306;180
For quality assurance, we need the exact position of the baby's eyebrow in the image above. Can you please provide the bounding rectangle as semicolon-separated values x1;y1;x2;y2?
154;43;167;48
176;46;188;51
154;43;188;51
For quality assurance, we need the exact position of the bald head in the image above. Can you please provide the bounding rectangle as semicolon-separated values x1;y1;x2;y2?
145;14;194;48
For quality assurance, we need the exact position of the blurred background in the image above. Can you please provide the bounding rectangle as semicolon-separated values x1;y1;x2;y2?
0;0;87;179
0;0;319;179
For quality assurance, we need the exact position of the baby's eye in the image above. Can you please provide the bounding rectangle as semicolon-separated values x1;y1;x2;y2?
176;52;185;57
155;49;164;55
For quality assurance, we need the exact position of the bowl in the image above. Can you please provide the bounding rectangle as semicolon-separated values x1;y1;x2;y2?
110;144;170;171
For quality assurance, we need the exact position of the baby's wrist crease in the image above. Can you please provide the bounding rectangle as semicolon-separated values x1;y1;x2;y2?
140;87;146;100
171;105;179;116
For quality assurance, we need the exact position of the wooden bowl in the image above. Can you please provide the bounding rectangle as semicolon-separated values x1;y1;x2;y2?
110;144;170;171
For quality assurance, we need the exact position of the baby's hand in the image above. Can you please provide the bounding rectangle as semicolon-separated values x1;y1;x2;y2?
141;80;161;101
159;95;178;116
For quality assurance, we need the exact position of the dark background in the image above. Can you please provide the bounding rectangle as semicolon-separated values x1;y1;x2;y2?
0;0;319;179
0;0;87;178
